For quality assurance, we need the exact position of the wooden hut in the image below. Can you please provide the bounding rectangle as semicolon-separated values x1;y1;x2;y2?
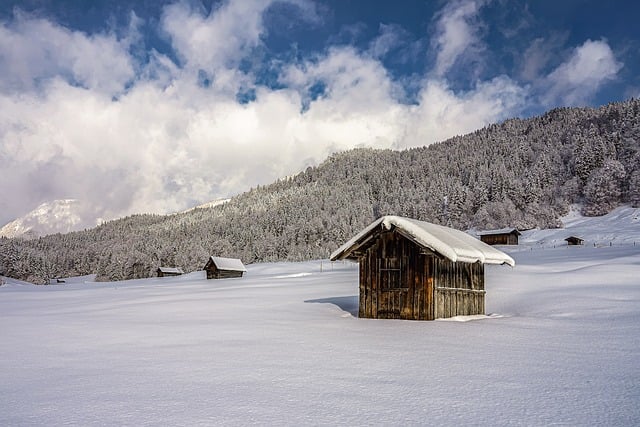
565;236;584;246
156;267;184;277
477;228;521;245
204;256;246;279
330;216;514;320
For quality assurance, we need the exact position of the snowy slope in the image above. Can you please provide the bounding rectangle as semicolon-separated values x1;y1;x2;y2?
1;210;639;425
518;205;640;248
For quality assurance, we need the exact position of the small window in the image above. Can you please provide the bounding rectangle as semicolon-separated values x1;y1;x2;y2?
380;257;404;290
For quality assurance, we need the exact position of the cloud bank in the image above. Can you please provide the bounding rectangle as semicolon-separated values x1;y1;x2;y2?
0;0;623;226
543;39;622;106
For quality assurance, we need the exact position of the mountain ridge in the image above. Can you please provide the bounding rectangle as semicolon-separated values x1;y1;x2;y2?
1;98;639;283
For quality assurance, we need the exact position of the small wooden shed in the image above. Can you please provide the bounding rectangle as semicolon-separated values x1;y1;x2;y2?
330;216;514;320
157;267;184;277
477;228;521;245
565;236;584;246
204;256;246;279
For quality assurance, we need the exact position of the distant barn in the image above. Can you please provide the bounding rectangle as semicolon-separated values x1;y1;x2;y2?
204;256;247;279
565;236;584;246
477;228;521;245
330;216;514;320
156;267;184;277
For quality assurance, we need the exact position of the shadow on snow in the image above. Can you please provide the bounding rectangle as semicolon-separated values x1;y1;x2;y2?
305;295;359;317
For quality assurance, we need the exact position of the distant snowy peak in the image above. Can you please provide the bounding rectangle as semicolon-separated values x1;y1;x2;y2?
0;199;98;239
0;197;231;239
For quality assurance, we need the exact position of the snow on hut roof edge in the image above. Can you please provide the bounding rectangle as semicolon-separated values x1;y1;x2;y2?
210;256;247;272
330;216;515;267
476;227;521;236
158;267;184;274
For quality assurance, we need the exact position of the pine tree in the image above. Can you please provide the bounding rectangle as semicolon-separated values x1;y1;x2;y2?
628;170;640;208
583;160;626;216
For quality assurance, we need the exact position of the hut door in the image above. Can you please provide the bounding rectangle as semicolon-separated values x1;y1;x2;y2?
377;257;410;319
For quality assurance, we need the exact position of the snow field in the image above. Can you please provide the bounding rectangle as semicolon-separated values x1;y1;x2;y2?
1;207;639;425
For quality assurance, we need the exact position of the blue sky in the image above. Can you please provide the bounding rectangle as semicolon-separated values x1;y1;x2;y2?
0;0;638;226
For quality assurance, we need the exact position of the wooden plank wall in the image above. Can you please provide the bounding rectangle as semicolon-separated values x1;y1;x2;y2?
359;231;433;320
435;288;485;318
433;259;485;317
216;270;244;279
480;233;518;245
206;267;244;279
357;229;486;320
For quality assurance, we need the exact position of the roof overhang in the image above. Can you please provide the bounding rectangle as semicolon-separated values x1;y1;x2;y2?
206;256;247;272
477;228;522;236
330;216;515;267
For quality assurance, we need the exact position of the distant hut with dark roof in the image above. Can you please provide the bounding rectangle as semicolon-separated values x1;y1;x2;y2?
204;256;247;279
565;236;584;246
330;216;514;321
477;228;521;245
157;267;184;277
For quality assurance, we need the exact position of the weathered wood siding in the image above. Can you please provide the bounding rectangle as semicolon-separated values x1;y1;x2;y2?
480;233;518;245
433;259;484;318
358;229;485;320
205;266;244;279
359;231;433;320
565;237;584;246
157;269;182;278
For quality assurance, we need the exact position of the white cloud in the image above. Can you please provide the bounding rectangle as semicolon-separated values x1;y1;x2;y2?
0;1;528;227
520;36;558;82
402;76;526;148
368;23;407;58
431;0;486;77
161;0;318;73
543;39;622;106
282;46;526;150
161;0;269;73
0;12;136;95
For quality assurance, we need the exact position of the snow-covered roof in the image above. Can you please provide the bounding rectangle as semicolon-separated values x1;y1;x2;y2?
330;216;515;266
476;227;521;236
158;267;184;274
209;256;247;272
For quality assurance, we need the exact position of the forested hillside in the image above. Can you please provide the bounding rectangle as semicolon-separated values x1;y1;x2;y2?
2;99;639;283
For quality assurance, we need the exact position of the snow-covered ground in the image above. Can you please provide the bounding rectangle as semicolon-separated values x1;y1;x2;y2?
518;205;640;249
1;207;639;425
